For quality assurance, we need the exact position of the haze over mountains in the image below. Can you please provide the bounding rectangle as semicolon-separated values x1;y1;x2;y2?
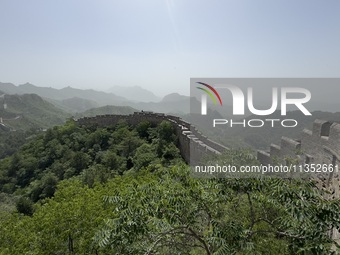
0;82;190;114
107;85;161;103
1;81;340;152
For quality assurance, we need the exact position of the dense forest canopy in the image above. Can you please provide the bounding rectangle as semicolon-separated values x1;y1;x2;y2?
0;120;339;254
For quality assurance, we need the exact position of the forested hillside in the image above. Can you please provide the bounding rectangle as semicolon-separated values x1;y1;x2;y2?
0;93;70;130
0;119;180;199
0;120;339;254
0;93;71;159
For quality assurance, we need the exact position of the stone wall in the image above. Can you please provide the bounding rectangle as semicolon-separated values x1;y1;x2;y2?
78;114;340;194
257;119;340;245
257;120;340;193
76;111;229;164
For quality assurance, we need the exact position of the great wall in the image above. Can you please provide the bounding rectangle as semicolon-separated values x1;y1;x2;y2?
257;119;340;244
77;111;229;164
257;119;340;199
76;112;340;244
77;113;340;192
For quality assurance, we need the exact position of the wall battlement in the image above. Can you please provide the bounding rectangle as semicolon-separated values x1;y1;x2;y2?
257;119;340;207
76;112;228;164
257;120;340;170
257;119;340;244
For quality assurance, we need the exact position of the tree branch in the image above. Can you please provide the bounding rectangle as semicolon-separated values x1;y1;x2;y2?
188;227;211;255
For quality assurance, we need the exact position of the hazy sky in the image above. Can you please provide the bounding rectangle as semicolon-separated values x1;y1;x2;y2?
1;0;339;96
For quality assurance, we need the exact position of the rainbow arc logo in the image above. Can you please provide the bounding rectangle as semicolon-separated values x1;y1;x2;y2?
196;82;223;115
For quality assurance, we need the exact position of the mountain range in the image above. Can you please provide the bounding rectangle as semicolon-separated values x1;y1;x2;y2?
107;85;160;102
0;93;70;131
0;91;139;159
0;82;190;114
1;81;340;153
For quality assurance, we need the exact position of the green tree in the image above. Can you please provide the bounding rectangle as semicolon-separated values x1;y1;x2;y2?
0;179;115;254
95;151;340;255
102;150;125;172
15;196;34;216
70;151;91;174
132;143;159;170
116;130;143;158
136;120;152;139
157;120;177;143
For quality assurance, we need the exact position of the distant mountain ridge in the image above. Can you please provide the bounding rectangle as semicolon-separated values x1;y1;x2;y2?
161;93;188;102
0;92;70;131
0;82;191;114
76;105;137;118
59;97;99;113
107;85;160;102
0;82;126;103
